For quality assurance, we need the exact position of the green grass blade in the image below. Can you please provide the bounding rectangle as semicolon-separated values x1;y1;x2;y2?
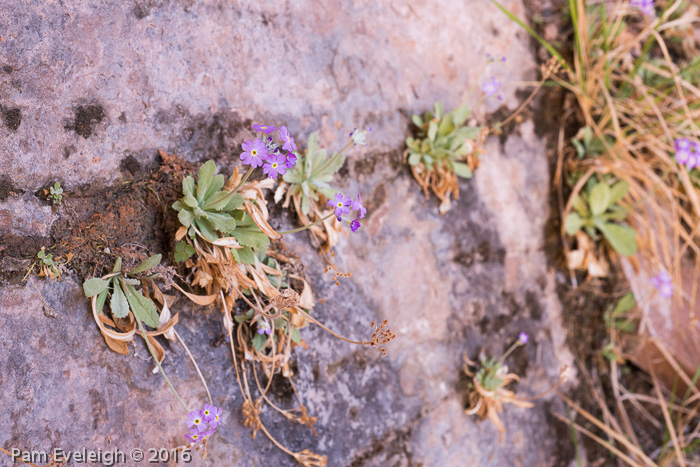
490;0;570;71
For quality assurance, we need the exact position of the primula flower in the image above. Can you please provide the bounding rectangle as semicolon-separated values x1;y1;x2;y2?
350;219;361;232
278;126;297;152
185;427;202;444
518;332;529;344
328;192;351;219
252;123;277;134
284;152;297;169
256;318;272;335
240;138;268;168
201;427;217;439
650;270;673;298
631;0;655;16
186;410;206;432
482;77;503;100
349;127;372;146
209;406;223;428
352;193;366;219
202;403;215;420
262;153;287;179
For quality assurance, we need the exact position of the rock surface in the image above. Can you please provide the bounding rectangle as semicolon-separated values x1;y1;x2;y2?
1;0;576;465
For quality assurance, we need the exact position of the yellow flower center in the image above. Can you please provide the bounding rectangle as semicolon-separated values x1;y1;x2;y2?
272;163;278;168
251;150;257;156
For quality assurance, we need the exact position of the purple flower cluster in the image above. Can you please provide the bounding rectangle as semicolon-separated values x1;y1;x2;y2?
185;403;222;444
675;138;699;170
631;0;655;16
487;53;507;63
482;77;503;101
240;124;299;178
518;332;529;344
650;270;673;298
328;192;366;232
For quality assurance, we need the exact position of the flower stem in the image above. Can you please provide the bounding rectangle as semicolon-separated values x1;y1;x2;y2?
232;166;255;194
174;329;213;405
136;317;190;413
277;213;335;235
499;340;523;365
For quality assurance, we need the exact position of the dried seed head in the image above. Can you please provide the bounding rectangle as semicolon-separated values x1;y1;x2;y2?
242;399;263;438
271;288;300;309
369;320;396;356
294;449;328;467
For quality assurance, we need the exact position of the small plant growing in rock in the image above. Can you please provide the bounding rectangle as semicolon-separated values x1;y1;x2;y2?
45;182;64;205
166;124;392;465
464;333;534;433
565;178;637;258
275;129;369;253
25;247;72;280
405;102;486;214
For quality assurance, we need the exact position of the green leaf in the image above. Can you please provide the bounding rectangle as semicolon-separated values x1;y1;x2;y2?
231;228;271;249
196;160;217;202
290;327;302;344
589;182;612;216
564;213;585;235
194;219;219;242
411;114;423;127
301;194;310;216
222;193;245;211
123;278;140;285
609;181;629;205
572;195;589;217
203;174;225;201
322;153;345;177
599;223;637;256
252;333;268;352
183;192;199;208
452;105;471;127
433;102;443;120
124;283;160;328
178;208;194;227
428;120;438;142
207;212;237;233
110;280;130;318
306;132;318;159
83;278;110;297
613;293;636;316
113;257;122;273
408;152;422;166
437;116;455;137
95;288;108;316
174;242;195;263
130;254;162;275
182;176;195;197
237;247;256;265
452;162;472;179
283;170;303;184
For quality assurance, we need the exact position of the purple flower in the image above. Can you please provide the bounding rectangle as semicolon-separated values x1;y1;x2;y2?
284;152;297;169
482;77;503;100
328;193;351;219
240;138;268;168
202;403;216;421
349;127;371;146
185;427;203;444
186;410;206;432
631;0;655;16
201;426;217;440
252;123;277;134
518;332;529;344
650;270;673;298
350;219;361;232
256;318;272;335
351;193;366;219
262;153;287;179
209;406;223;428
278;126;297;152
